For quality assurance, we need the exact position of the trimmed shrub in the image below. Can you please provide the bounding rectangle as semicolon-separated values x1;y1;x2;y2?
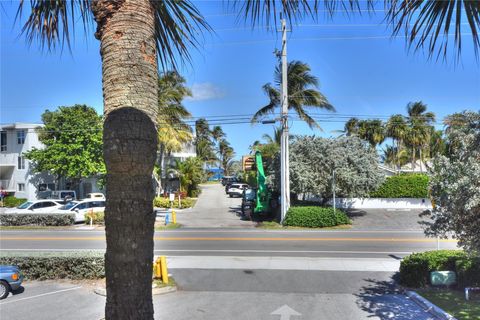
84;211;104;225
2;196;27;208
0;213;75;226
153;197;196;209
283;206;351;228
370;174;429;198
456;256;480;288
399;250;480;288
0;251;104;280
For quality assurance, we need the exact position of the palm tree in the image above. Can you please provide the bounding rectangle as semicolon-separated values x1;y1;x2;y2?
157;71;193;181
262;127;282;146
14;0;479;318
211;126;225;142
252;60;335;129
358;119;386;149
218;139;235;176
405;101;436;170
170;157;204;196
385;114;408;170
15;2;210;318
344;118;360;136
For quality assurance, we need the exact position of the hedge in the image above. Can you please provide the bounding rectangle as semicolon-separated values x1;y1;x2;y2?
399;250;480;288
0;251;104;280
2;196;27;208
84;211;104;225
153;197;196;209
370;174;429;198
0;213;75;226
283;206;351;228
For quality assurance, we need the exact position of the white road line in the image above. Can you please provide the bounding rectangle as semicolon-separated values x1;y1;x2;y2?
0;286;83;305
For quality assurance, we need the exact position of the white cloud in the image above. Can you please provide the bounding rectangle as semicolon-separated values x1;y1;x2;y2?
187;82;225;101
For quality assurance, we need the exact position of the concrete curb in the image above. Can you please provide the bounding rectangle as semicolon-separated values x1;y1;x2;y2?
405;291;456;320
94;285;177;297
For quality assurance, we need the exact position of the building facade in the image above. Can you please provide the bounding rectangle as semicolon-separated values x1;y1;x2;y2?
0;123;102;201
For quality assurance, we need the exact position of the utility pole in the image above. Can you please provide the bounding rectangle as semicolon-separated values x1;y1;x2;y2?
279;15;290;223
332;168;336;215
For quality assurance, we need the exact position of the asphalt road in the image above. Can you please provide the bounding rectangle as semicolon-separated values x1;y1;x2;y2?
0;229;457;258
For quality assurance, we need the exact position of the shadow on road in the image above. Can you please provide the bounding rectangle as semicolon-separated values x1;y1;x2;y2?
355;276;429;320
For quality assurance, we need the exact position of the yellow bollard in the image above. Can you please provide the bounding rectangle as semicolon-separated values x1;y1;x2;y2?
153;257;162;279
160;256;169;284
172;209;177;224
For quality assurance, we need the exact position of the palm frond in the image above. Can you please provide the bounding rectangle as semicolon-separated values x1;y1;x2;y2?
386;0;480;60
15;0;92;52
152;0;212;70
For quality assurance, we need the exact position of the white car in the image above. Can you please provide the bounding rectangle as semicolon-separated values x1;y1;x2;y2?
5;200;63;214
228;183;249;198
53;199;106;222
84;193;105;200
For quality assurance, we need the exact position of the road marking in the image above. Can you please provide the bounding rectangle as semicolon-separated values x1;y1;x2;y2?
271;305;301;320
0;236;456;242
0;286;82;305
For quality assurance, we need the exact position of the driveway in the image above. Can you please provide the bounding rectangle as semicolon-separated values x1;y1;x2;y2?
176;183;256;228
347;209;428;231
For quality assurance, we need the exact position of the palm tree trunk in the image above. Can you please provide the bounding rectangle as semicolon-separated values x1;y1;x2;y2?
92;1;158;319
411;146;416;171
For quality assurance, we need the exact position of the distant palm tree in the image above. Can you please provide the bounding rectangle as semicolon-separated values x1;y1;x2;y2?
157;71;193;178
405;101;436;170
195;118;216;161
262;127;282;146
385;114;408;170
344;118;360;136
252;60;335;129
358;120;386;149
218;139;235;176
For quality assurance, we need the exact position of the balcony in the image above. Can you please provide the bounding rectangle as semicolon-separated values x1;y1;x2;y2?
0;153;16;167
0;179;15;192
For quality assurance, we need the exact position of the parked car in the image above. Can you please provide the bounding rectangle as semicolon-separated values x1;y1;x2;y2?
84;193;105;200
228;183;249;198
0;265;23;299
221;176;238;186
53;199;106;223
4;199;63;214
241;188;256;219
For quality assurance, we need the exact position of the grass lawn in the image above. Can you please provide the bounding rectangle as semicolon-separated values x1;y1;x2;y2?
256;221;352;230
155;223;182;230
417;288;480;320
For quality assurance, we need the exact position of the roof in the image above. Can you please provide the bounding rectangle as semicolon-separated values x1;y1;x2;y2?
0;123;43;130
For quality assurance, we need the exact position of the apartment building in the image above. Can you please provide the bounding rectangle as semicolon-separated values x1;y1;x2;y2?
0;123;56;201
0;123;103;201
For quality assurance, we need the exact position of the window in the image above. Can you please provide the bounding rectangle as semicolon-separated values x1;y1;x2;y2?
18;156;26;170
41;202;56;208
18;183;25;192
17;130;26;144
0;131;6;151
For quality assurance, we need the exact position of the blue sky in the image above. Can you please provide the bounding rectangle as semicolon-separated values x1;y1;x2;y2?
1;1;479;158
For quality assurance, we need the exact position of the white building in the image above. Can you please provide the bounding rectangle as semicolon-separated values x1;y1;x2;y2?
0;123;55;200
0;123;101;201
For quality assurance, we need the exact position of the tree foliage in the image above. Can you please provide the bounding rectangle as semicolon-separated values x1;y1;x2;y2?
25;105;105;186
268;136;384;199
169;157;204;197
422;111;480;253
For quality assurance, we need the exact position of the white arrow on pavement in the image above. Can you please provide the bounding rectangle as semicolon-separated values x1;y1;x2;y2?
270;305;302;320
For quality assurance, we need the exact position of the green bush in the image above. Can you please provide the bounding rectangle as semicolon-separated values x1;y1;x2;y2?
283;206;351;228
370;174;429;198
0;213;75;226
84;211;104;225
456;256;480;288
399;250;480;288
0;251;104;280
153;197;196;209
189;189;201;198
2;196;27;208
